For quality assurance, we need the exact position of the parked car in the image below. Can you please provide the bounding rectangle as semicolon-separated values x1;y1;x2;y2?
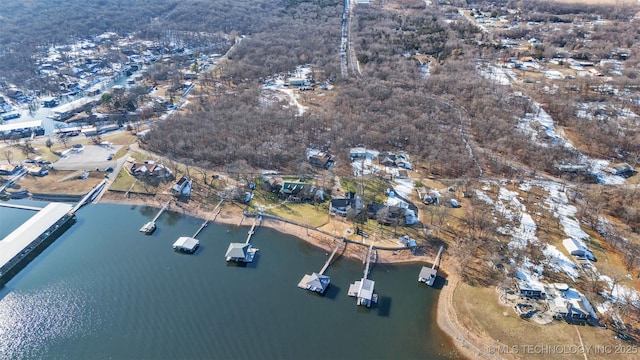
107;154;114;160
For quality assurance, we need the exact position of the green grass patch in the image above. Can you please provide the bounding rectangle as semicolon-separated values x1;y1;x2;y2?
339;177;388;204
109;169;137;191
267;203;329;228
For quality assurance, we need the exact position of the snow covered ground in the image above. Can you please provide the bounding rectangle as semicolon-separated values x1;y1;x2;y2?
477;180;640;316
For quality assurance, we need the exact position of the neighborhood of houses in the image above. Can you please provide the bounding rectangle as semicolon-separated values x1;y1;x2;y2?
0;31;230;141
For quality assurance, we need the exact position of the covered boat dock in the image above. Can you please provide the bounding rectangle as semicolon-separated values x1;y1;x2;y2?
0;203;75;283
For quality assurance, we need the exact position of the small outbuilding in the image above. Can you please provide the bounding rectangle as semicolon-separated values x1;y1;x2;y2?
562;238;594;260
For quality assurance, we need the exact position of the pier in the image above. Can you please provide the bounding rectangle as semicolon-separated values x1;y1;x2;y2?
348;243;378;307
192;199;224;238
418;245;444;286
0;203;42;211
245;216;261;244
171;200;225;254
139;200;171;234
298;240;344;294
70;179;107;214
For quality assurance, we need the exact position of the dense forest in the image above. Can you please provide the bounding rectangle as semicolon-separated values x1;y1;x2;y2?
145;0;584;180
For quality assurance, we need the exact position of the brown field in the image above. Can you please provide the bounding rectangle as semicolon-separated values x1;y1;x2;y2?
12;170;104;195
454;283;639;360
550;0;637;4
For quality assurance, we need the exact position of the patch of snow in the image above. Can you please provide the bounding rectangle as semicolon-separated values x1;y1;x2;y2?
543;245;579;280
477;65;511;85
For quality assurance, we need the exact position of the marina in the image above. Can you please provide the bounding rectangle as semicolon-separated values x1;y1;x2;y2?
297;240;344;294
418;245;444;287
348;243;378;307
139;200;171;234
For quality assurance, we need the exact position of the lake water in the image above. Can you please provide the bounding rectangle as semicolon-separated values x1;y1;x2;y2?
0;202;454;359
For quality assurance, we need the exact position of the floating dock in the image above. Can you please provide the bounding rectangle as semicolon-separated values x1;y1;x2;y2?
348;243;378;307
418;245;444;287
139;200;170;234
298;240;343;294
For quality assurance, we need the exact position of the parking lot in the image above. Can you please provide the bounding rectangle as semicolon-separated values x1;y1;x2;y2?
53;144;123;171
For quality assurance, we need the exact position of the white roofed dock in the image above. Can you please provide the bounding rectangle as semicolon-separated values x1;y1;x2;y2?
0;203;75;284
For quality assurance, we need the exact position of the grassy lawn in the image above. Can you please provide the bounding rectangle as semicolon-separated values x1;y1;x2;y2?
340;177;388;204
266;202;329;228
454;283;637;360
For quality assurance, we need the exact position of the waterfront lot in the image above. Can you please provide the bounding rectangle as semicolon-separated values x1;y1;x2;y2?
11;170;104;195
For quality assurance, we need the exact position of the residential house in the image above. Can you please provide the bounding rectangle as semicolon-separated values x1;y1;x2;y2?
261;177;282;193
184;71;198;80
130;161;171;178
547;284;597;321
279;181;316;202
308;151;333;169
607;163;637;178
366;203;384;219
42;97;59;108
0;164;24;176
27;166;49;177
172;176;192;196
329;192;356;217
517;281;546;299
562;238;595;261
349;147;367;160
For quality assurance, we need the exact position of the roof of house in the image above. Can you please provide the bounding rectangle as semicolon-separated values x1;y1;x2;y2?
225;243;249;258
330;198;353;209
562;238;589;255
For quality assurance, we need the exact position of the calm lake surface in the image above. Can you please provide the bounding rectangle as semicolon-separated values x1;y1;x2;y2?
0;202;454;359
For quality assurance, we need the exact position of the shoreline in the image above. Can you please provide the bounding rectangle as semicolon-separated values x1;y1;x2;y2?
97;192;494;360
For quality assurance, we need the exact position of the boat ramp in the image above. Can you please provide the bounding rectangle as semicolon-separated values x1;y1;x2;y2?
348;243;378;307
225;216;261;262
139;200;171;234
297;240;344;294
418;245;444;286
